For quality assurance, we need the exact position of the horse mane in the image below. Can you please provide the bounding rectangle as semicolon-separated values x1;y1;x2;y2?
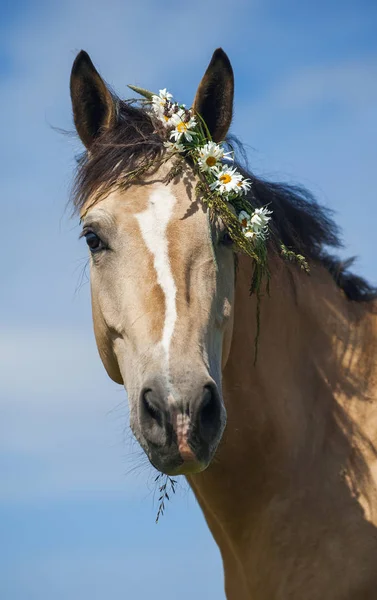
72;98;377;303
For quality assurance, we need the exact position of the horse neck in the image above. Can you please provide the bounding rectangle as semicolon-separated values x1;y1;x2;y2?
188;252;377;535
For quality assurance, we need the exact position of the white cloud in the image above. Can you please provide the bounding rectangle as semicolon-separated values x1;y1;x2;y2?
234;59;377;131
5;538;224;600
0;327;153;501
0;327;103;400
266;61;377;113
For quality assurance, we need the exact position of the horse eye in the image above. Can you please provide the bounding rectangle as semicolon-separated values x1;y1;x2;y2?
220;231;234;248
84;231;104;253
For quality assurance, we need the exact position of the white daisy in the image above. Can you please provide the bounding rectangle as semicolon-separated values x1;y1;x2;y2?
209;166;244;195
250;207;272;233
235;177;252;195
238;210;256;239
238;207;272;241
163;140;185;153
159;105;184;128
238;210;252;230
169;112;197;142
152;88;173;114
197;141;224;172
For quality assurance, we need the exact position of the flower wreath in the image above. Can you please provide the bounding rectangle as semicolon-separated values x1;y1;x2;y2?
127;85;309;356
155;88;271;246
155;89;271;243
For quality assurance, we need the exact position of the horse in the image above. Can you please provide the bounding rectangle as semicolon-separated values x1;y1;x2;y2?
69;48;377;599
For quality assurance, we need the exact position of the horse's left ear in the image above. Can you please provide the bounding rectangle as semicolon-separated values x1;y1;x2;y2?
193;48;234;143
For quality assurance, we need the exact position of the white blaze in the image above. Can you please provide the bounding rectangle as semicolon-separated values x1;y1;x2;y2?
136;186;177;361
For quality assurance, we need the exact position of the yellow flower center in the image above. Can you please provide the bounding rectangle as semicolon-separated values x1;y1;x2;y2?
177;122;188;133
219;173;232;184
205;156;217;167
164;115;169;122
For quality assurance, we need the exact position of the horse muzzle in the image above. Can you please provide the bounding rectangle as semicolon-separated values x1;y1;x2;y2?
137;374;226;475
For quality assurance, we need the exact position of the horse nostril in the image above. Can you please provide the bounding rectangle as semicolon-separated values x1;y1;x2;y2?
199;384;221;437
142;390;163;428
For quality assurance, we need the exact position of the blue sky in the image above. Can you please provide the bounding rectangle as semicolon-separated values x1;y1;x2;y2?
0;1;376;598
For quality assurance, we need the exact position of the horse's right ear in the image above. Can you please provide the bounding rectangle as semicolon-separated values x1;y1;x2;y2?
70;50;115;149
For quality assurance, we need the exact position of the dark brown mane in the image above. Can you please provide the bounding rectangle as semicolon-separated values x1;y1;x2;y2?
72;99;164;213
72;97;377;303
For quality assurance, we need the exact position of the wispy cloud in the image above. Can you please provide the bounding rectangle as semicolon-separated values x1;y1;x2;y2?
262;60;377;112
0;327;150;501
